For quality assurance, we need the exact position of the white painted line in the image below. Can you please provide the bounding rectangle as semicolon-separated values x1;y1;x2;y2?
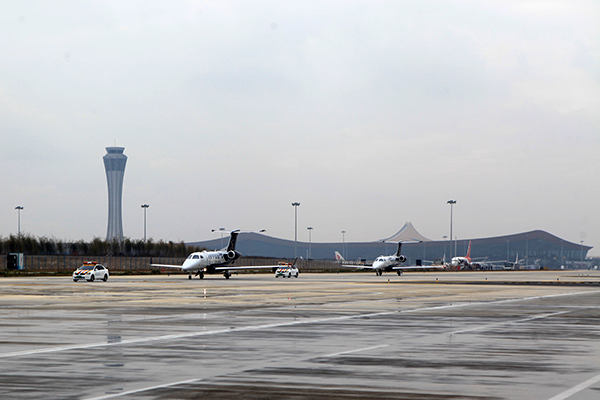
322;344;390;358
449;310;572;335
3;290;598;360
85;378;201;400
0;311;396;359
546;372;600;400
71;290;600;400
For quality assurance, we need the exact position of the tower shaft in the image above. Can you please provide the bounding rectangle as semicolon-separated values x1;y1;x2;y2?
103;147;127;241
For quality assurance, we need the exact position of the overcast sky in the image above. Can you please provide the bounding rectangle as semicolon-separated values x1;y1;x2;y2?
1;1;599;256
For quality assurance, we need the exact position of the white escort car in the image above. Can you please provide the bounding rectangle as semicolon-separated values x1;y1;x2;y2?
73;262;109;282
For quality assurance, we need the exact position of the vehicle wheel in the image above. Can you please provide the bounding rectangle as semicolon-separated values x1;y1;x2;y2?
275;275;279;278
295;274;298;278
89;275;95;282
103;274;108;282
73;279;78;282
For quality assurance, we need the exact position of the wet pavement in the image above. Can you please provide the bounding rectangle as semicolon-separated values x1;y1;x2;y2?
0;270;599;399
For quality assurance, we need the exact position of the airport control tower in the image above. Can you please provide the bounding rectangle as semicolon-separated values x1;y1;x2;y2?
103;147;127;241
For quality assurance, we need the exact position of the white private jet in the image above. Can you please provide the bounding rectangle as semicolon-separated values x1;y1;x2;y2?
151;230;279;279
338;242;445;276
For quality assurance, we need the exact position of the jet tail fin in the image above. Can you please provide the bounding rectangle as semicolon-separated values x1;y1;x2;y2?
466;240;472;261
226;230;240;252
395;242;403;257
334;251;345;261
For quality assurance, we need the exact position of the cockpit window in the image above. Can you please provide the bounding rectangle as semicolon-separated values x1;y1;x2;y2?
192;255;200;259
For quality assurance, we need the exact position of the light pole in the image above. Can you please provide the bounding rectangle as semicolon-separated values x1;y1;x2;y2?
442;235;448;263
141;204;149;241
211;228;227;248
292;202;300;258
307;227;313;259
15;206;23;236
341;230;346;259
447;200;456;258
581;240;584;261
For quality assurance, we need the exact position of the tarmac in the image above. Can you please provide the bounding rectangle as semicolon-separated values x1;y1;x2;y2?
0;270;599;399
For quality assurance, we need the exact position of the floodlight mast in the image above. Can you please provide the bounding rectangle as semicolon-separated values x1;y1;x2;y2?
292;202;300;257
141;204;149;242
307;227;313;259
15;206;24;236
447;200;456;259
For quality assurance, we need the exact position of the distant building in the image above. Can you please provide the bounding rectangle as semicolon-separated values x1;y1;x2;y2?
103;147;127;241
187;222;593;269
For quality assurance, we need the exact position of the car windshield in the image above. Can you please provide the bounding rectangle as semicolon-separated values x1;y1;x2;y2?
79;266;94;270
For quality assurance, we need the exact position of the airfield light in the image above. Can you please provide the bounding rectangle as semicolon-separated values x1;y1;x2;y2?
15;206;23;236
292;202;300;258
141;204;149;242
447;200;456;258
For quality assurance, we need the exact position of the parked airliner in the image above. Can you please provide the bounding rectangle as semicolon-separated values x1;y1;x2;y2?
448;241;505;270
151;230;278;279
338;242;445;276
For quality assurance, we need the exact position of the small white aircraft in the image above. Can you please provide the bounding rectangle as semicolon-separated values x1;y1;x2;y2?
338;242;445;276
151;230;279;279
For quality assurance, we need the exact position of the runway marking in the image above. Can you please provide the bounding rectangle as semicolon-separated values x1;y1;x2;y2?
71;290;598;400
321;344;390;358
2;290;598;360
85;378;202;400
0;311;396;359
546;372;600;400
448;310;573;335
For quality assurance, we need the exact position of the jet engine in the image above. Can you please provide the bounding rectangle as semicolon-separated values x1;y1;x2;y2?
225;250;241;261
395;255;407;263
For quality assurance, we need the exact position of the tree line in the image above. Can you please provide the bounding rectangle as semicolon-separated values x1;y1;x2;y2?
0;234;202;257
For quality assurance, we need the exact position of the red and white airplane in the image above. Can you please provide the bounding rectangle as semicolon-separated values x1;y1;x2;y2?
448;241;505;270
448;241;474;269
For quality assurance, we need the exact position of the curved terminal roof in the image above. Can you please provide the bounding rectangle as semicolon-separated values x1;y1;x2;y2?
380;222;431;242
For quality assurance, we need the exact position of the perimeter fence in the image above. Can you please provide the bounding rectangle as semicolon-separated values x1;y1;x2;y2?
0;255;342;274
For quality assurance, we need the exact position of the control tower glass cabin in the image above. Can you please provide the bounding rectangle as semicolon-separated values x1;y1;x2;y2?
103;147;127;241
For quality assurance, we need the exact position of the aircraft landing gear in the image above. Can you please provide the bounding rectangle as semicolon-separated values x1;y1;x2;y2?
188;274;192;280
223;271;231;279
376;270;383;276
199;272;204;279
397;270;402;276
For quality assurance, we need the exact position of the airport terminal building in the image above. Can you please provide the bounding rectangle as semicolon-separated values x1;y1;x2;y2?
188;223;592;269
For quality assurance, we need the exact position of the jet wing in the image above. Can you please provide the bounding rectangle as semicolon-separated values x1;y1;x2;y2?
392;265;445;270
340;263;374;269
213;265;282;271
151;264;183;269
